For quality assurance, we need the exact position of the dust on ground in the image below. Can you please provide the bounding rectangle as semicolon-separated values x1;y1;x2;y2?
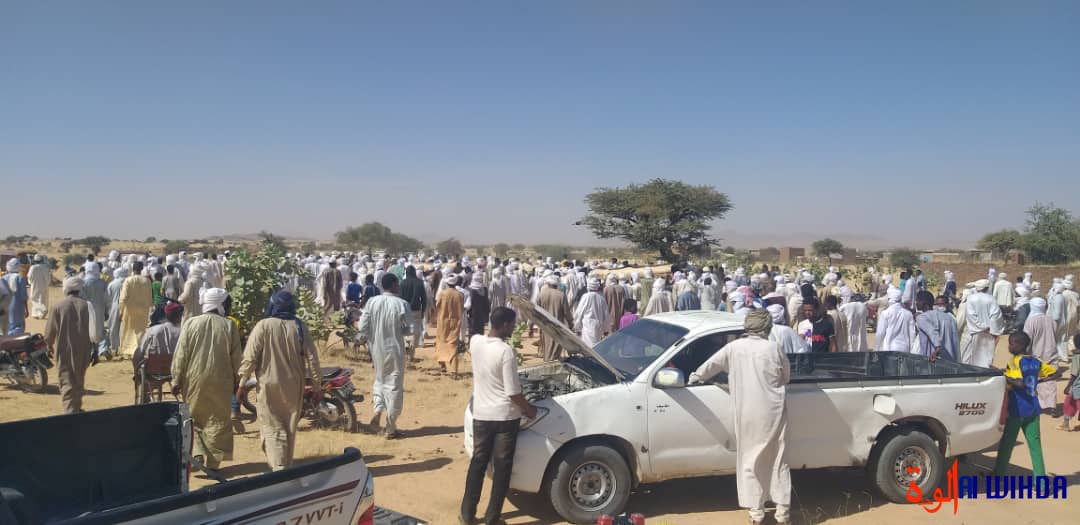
1;286;1078;524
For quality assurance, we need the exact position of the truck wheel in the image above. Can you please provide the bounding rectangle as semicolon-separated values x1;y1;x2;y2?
547;444;632;524
871;429;945;503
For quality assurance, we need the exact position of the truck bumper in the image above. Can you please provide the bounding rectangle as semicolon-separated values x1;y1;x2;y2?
464;407;562;494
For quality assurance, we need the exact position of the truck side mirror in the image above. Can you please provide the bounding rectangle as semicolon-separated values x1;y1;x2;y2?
655;368;686;388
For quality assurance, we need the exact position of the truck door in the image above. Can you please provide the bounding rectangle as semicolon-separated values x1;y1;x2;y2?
646;332;739;479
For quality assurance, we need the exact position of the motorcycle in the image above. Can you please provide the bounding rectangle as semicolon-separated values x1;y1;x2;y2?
0;333;53;393
239;366;363;433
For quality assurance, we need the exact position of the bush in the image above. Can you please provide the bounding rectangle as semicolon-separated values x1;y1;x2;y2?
889;248;920;269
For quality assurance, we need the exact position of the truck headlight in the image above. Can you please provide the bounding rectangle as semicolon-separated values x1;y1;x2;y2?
521;407;549;430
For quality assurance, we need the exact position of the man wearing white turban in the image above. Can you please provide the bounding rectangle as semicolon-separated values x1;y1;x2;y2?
3;258;29;335
961;280;1005;367
27;254;51;319
643;278;673;317
45;276;100;413
537;274;572;360
119;261;154;359
875;288;914;352
1011;284;1032;332
81;263;110;358
1024;297;1060;412
993;273;1015;310
839;293;869;352
1048;282;1070;362
171;287;243;474
574;279;609;347
603;274;627;335
435;274;466;375
1061;280;1080;360
105;267;129;358
768;304;808;354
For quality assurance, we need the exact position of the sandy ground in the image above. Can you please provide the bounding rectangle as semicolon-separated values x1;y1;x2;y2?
2;286;1079;524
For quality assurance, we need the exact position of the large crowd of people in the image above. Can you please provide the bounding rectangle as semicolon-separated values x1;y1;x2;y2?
5;248;1079;524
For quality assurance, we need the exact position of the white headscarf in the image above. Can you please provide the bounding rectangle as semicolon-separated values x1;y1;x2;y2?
588;278;602;292
887;288;902;304
6;259;19;273
201;288;229;315
766;304;786;324
63;277;84;294
1029;297;1048;316
1015;284;1031;307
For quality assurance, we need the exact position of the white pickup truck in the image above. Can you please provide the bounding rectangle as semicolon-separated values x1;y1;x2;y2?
0;402;423;525
464;297;1007;524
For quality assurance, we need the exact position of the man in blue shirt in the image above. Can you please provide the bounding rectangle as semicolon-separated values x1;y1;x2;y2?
994;331;1063;476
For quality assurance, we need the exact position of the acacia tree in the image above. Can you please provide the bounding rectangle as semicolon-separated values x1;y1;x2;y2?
437;238;464;257
812;238;845;258
889;248;920;269
493;243;510;258
579;179;732;262
1020;203;1080;264
975;229;1021;258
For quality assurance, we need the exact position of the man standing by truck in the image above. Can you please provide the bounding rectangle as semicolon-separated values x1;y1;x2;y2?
460;307;537;525
690;309;792;525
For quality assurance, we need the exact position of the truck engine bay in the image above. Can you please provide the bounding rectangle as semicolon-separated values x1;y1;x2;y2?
520;361;600;402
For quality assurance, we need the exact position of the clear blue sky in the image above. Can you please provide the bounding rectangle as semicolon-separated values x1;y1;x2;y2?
3;2;1078;249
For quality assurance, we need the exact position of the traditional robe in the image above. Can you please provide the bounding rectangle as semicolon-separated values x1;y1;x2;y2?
676;291;701;311
770;324;808;354
466;288;491;336
875;303;914;352
318;268;344;313
915;309;959;361
993;279;1015;308
161;273;183;301
488;276;509;310
119;275;154;359
691;335;791;519
107;275;127;354
961;292;1004;368
643;290;674;317
434;287;465;368
27;263;50;319
1025;312;1059;411
639;277;654;308
178;275;204;323
44;295;95;413
171;313;243;469
603;284;626;334
537;286;572;360
826;308;850;352
239;318;321;470
700;285;718;311
838;301;869;352
81;275;110;356
574;291;608;348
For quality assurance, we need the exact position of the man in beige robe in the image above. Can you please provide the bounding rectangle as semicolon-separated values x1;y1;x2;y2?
178;262;206;323
691;310;791;525
172;288;243;474
824;295;849;352
602;274;626;335
119;261;154;359
435;274;465;374
537;275;572;360
45;277;99;413
238;291;321;470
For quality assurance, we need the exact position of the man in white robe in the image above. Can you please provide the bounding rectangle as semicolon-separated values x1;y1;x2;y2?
767;304;808;354
1048;282;1070;362
993;273;1015;310
27;255;51;319
1061;279;1079;357
875;288;914;352
961;280;1005;368
358;274;412;438
642;278;673;317
838;293;869;352
690;310;791;525
573;279;608;348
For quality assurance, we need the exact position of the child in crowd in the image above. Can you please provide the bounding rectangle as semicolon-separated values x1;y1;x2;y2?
619;299;639;330
994;331;1064;476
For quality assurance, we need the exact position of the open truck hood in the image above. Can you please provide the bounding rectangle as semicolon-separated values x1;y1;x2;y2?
509;295;626;381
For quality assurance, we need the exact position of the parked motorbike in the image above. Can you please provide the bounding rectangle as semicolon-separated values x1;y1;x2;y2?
0;333;53;393
239;366;362;433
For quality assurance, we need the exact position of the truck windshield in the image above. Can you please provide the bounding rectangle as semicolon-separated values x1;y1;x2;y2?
592;319;688;378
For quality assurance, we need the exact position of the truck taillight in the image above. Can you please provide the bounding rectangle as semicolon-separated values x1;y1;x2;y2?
355;506;373;525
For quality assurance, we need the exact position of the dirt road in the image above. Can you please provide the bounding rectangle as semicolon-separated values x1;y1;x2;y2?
1;287;1078;524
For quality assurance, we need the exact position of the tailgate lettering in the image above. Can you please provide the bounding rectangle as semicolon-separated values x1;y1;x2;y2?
274;501;346;525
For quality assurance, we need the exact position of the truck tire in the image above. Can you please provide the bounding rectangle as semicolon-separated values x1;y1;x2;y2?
870;429;945;504
547;444;632;524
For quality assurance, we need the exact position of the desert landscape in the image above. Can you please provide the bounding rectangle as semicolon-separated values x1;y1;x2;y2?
2;283;1079;525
